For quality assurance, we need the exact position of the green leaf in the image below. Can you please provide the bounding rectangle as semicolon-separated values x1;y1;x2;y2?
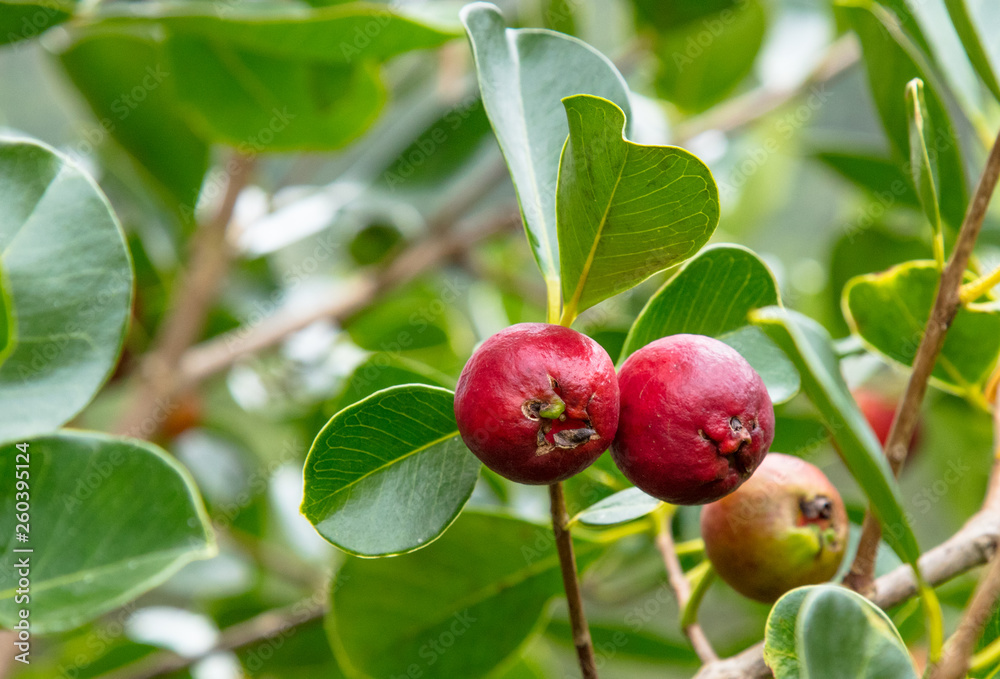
101;3;459;63
557;94;719;319
461;2;632;290
328;511;600;679
302;385;480;557
842;3;967;231
0;261;12;368
0;0;73;46
944;0;1000;102
749;307;921;567
650;0;767;113
164;35;385;151
575;487;661;526
55;29;210;211
764;585;917;679
331;354;450;414
814;151;920;208
621;244;798;403
843;261;1000;393
905;79;943;252
0;432;215;633
0;138;132;445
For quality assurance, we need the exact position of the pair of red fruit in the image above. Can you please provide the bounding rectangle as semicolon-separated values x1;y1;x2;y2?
454;323;847;603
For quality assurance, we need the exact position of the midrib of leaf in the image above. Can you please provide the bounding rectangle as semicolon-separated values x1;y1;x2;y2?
0;544;209;599
0;161;63;261
305;429;459;514
561;151;628;324
506;31;556;280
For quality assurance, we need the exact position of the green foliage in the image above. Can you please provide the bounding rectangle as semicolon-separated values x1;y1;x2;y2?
814;152;920;208
0;138;132;445
575;487;661;527
0;433;215;632
302;385;480;556
844;261;1000;394
0;261;12;367
0;0;73;46
944;0;1000;101
750;307;922;568
621;244;799;403
637;0;767;112
904;79;943;255
842;2;968;231
462;2;632;295
556;94;719;320
328;511;600;679
764;586;917;679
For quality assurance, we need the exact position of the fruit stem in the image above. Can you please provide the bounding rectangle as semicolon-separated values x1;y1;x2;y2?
653;508;720;665
680;560;716;629
548;482;599;679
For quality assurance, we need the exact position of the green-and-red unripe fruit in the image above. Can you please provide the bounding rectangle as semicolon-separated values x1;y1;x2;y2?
700;453;848;603
611;334;774;505
454;323;619;485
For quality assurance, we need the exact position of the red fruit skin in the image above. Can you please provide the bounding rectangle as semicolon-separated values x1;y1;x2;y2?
454;323;619;485
852;388;922;453
700;453;849;603
611;334;774;505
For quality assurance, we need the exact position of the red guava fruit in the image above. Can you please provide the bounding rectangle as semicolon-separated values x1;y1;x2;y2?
611;334;774;505
454;323;619;484
700;453;849;603
852;387;921;454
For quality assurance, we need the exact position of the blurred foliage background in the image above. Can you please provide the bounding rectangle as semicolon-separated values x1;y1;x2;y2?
2;0;1000;676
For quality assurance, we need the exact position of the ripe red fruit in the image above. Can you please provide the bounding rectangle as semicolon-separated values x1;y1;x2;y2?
700;453;848;603
454;323;619;484
611;334;774;505
852;387;921;453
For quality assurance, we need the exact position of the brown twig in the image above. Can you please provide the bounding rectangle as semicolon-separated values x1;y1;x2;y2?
928;397;1000;679
654;511;719;664
673;35;860;145
176;209;518;389
112;152;256;439
845;126;1000;593
94;597;325;679
549;482;599;679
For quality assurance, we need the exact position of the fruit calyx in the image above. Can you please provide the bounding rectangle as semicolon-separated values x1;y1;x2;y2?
797;494;842;555
524;377;598;456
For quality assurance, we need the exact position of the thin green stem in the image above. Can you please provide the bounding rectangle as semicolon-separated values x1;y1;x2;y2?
680;560;716;629
960;264;1000;304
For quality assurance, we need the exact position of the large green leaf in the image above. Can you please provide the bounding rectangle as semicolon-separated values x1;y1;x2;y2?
302;385;480;557
749;307;921;567
461;2;632;292
98;2;459;63
557;94;718;319
843;261;1000;393
620;244;797;403
328;511;600;679
56;30;210;211
0;0;73;46
842;3;967;231
164;36;385;151
764;585;917;679
944;0;1000;102
0;433;215;633
0;138;132;445
647;0;767;113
